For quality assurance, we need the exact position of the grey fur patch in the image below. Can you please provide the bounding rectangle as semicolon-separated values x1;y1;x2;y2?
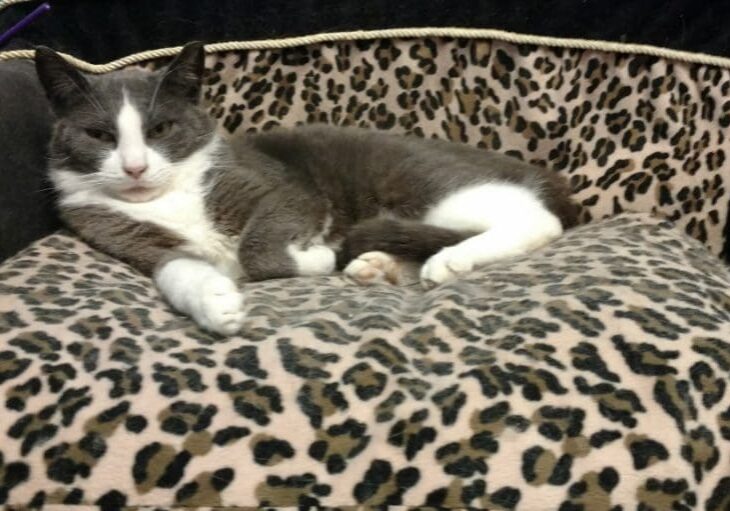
61;205;185;276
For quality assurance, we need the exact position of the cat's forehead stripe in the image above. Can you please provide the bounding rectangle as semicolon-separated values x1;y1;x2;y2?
116;89;147;167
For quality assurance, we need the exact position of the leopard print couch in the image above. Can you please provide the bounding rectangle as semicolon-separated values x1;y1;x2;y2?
1;30;729;510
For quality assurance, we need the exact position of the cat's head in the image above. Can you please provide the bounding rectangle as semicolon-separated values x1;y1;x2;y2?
35;42;215;203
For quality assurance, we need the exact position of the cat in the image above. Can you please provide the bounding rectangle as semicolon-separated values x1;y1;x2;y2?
34;42;577;335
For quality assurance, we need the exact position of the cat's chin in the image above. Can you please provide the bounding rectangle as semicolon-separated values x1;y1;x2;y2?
115;185;165;203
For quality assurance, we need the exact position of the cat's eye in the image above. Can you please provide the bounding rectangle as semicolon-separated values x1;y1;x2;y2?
85;128;115;143
147;121;174;139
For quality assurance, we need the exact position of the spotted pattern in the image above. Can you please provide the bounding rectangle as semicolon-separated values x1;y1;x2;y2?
1;213;729;509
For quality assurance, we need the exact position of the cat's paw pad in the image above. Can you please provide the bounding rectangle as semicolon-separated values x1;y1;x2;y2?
344;251;402;286
289;244;336;276
421;247;474;289
196;276;246;335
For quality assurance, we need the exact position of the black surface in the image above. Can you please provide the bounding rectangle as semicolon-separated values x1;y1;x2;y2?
0;0;728;63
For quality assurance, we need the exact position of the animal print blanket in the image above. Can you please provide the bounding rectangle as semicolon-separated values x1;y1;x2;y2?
1;213;729;510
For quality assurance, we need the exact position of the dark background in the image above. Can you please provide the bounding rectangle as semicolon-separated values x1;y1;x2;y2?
1;0;728;61
1;0;729;261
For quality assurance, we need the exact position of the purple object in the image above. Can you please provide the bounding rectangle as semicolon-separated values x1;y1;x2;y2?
0;2;51;49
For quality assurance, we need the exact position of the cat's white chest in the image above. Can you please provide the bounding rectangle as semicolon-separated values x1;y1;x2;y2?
56;167;240;278
118;184;240;277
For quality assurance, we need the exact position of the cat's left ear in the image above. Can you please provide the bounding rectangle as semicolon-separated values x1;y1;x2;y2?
35;46;92;114
159;41;206;103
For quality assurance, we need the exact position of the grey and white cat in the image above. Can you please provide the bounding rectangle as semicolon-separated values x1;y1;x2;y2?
35;42;576;335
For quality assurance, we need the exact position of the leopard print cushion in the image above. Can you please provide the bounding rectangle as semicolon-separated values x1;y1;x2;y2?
194;37;730;260
1;213;729;510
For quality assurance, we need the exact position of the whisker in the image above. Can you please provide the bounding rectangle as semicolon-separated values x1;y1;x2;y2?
148;66;178;115
35;186;58;193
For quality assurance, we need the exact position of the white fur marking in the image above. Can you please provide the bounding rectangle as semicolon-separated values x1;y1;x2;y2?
116;91;147;170
421;183;563;287
155;258;245;336
424;182;546;232
287;244;336;276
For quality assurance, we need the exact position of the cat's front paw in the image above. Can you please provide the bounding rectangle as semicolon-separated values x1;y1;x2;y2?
420;246;474;289
344;251;402;286
194;276;246;335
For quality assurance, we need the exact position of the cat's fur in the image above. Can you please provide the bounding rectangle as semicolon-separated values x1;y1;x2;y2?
35;42;577;335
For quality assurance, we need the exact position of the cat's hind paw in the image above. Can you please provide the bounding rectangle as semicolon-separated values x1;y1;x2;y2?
420;246;475;289
195;276;246;335
344;251;403;286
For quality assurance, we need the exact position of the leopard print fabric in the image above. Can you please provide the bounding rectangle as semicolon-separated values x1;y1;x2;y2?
1;213;729;509
196;37;730;259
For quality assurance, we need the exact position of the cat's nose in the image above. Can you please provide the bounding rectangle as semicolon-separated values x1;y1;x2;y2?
123;165;148;179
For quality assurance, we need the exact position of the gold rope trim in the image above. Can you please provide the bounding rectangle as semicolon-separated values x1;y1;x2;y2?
3;26;730;72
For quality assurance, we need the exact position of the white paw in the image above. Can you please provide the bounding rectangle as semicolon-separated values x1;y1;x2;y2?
288;244;336;276
344;251;402;286
420;246;475;289
194;276;246;335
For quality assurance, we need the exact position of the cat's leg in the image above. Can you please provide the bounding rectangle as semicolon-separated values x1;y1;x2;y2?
238;188;336;281
420;183;563;288
340;218;469;286
61;205;245;335
155;257;246;335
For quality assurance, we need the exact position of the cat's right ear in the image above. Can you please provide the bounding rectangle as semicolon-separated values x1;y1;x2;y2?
158;41;206;104
34;46;91;114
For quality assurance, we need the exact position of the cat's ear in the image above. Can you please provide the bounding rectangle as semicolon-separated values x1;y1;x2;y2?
159;41;206;103
34;46;92;114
